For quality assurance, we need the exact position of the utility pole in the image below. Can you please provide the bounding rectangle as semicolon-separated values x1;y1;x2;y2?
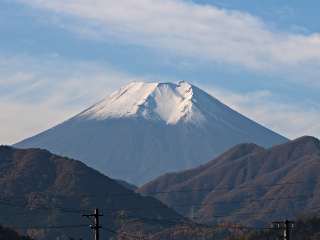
272;220;294;240
82;209;103;240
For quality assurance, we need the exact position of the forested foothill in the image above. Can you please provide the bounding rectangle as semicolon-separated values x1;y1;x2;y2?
0;146;187;239
2;137;320;239
222;213;320;240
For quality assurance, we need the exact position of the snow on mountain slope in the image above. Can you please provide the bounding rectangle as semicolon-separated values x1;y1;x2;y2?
13;81;289;186
77;80;204;124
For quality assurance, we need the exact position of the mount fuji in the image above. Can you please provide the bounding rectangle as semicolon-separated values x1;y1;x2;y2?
13;81;288;186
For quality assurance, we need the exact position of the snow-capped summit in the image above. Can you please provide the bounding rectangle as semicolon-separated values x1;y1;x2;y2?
77;80;195;124
14;81;289;186
77;80;208;125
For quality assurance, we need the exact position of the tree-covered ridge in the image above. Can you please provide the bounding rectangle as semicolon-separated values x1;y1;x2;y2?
0;225;33;240
108;221;252;240
137;136;320;227
93;214;320;240
4;142;320;239
0;146;188;240
0;146;261;240
222;213;320;240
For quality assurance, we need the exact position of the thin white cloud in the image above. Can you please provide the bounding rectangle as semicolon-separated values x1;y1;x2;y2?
206;87;320;140
14;0;320;77
272;6;295;20
0;99;77;146
1;53;319;145
0;54;142;145
0;54;139;104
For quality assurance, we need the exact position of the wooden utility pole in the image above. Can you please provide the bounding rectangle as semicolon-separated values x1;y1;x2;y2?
82;209;103;240
272;220;294;240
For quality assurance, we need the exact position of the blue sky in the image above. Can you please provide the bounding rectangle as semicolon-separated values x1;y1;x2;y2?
1;0;320;145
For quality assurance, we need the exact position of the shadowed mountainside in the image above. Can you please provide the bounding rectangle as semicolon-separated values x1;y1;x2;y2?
0;146;186;240
137;136;320;228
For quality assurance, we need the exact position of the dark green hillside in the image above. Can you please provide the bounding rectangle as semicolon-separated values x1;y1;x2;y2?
0;146;187;240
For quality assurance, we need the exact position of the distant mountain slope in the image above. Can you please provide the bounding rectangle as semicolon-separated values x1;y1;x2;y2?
0;146;186;240
13;81;288;186
137;136;320;227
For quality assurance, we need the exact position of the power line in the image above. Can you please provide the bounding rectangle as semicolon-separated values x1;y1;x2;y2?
138;180;318;195
188;206;320;220
0;198;318;231
0;200;317;235
102;226;148;240
0;182;319;235
99;204;320;228
13;224;88;230
0;198;89;214
102;211;268;231
0;180;317;200
0;192;320;221
101;193;320;212
0;194;316;218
